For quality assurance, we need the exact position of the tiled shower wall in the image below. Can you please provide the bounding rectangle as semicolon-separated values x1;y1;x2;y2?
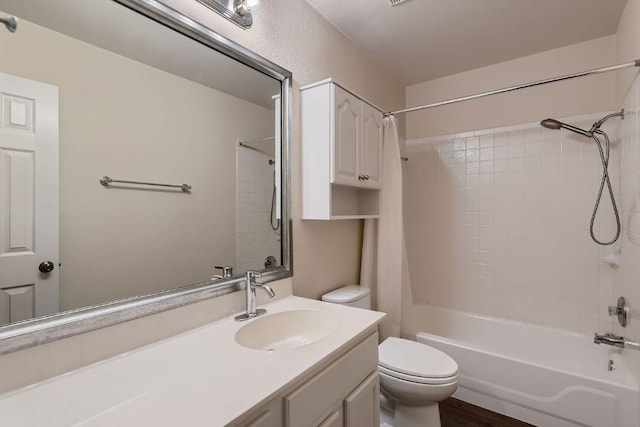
235;146;281;274
615;73;640;375
404;113;621;334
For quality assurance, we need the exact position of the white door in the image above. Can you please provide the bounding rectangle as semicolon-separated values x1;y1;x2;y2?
332;85;360;186
360;103;383;189
0;72;59;326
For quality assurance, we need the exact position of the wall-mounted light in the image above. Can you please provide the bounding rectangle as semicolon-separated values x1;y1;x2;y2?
196;0;261;30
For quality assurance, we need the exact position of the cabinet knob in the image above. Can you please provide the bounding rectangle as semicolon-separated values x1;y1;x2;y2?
358;175;363;180
364;175;369;180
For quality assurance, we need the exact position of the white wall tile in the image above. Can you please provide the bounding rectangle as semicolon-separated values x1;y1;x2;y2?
405;112;622;334
235;147;280;274
612;74;640;381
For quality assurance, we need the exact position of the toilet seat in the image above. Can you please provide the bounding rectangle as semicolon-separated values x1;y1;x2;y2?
378;364;459;385
378;337;459;385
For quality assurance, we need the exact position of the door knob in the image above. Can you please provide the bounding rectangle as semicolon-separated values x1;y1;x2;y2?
39;261;55;273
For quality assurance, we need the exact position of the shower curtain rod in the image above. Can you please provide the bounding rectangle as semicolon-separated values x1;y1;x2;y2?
384;59;640;117
237;141;275;158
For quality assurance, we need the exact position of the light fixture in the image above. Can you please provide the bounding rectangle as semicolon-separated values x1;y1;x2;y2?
196;0;261;29
236;0;260;15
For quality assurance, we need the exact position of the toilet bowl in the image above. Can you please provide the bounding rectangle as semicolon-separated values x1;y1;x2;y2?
322;285;459;427
379;337;458;427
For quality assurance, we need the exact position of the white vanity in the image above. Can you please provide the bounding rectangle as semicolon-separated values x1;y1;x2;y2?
0;297;385;426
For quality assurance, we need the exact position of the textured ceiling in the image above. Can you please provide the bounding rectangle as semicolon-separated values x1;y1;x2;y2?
305;0;628;85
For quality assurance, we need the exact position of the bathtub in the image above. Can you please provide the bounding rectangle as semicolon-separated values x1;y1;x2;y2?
414;304;639;427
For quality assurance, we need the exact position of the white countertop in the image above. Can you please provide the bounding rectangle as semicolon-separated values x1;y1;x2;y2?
0;296;385;426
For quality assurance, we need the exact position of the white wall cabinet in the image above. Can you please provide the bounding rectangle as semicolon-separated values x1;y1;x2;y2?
359;102;383;188
229;332;380;427
332;87;383;189
301;79;383;219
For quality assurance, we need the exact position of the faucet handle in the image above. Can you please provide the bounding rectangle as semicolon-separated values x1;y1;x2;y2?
246;270;263;279
608;296;628;327
215;265;233;278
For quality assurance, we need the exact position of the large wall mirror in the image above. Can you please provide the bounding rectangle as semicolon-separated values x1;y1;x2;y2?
0;0;291;353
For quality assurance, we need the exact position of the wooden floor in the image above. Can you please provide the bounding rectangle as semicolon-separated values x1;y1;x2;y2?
440;398;535;427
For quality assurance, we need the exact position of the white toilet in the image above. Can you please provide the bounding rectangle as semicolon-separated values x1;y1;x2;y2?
322;285;459;427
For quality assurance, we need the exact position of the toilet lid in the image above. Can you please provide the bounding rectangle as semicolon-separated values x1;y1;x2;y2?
378;337;458;379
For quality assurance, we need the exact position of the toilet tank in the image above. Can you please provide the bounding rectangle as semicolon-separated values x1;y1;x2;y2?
322;285;371;309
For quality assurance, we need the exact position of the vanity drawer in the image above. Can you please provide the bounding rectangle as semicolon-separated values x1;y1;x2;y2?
285;332;378;427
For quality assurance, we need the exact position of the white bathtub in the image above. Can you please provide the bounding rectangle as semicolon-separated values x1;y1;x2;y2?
414;304;639;427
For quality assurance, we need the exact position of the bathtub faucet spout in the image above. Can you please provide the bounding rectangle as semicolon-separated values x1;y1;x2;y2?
594;332;625;348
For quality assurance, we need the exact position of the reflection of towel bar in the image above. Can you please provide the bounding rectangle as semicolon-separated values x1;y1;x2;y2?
99;176;191;192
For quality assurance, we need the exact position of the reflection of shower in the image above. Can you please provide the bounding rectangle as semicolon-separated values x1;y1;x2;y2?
237;137;279;231
270;160;280;231
539;110;623;245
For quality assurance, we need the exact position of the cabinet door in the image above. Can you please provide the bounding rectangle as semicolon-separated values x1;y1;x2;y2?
228;395;283;427
285;333;378;426
344;371;380;427
317;407;343;427
360;103;383;189
332;85;360;186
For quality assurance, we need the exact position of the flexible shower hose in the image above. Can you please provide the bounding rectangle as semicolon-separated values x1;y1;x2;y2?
270;168;280;231
589;130;620;245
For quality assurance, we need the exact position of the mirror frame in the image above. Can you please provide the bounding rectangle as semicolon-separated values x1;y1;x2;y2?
0;0;292;355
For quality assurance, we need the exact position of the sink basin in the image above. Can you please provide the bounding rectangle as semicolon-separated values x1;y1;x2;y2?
234;309;341;351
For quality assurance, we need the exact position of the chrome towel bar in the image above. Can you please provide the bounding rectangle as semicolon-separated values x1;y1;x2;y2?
100;176;191;192
1;15;17;33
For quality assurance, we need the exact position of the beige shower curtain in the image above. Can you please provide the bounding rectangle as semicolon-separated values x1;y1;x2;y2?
360;116;416;341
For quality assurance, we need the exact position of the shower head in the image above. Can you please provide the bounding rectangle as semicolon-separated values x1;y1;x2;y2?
540;119;562;130
540;110;624;138
540;118;593;137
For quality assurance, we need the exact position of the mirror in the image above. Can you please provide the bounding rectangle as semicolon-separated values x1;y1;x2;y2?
0;0;291;350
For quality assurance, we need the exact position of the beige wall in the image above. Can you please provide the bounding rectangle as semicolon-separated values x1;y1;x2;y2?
0;17;274;310
406;36;617;139
160;0;406;299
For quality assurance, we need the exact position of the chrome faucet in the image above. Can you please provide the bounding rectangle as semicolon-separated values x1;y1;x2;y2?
594;333;625;348
234;271;275;321
593;332;640;350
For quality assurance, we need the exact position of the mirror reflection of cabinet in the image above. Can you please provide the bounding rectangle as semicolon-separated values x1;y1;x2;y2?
301;80;382;220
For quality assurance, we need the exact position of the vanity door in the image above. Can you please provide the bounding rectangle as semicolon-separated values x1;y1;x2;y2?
344;371;380;427
318;407;343;427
